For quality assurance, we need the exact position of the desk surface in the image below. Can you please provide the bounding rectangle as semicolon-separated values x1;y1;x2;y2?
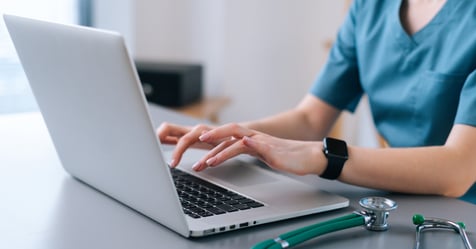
1;106;475;249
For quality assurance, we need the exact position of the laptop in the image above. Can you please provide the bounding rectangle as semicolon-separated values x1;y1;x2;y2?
4;14;348;237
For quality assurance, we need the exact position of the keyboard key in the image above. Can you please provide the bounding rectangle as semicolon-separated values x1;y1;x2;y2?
205;207;227;215
216;204;239;212
170;168;264;219
248;202;265;208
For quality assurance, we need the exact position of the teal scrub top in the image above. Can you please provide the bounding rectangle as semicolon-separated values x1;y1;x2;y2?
310;0;476;201
311;0;476;147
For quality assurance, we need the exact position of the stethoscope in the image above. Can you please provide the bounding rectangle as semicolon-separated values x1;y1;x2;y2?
251;197;473;249
412;213;473;249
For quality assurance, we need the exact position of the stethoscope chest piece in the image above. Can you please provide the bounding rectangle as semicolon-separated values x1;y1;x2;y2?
359;196;398;231
251;196;398;249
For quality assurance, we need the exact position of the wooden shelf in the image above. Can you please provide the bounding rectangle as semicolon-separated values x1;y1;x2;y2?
172;96;230;123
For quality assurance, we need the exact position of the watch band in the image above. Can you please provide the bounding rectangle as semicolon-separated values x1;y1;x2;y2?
320;156;347;180
321;137;348;180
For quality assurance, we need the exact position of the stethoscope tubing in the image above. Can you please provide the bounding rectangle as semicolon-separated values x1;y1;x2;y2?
251;198;474;249
251;213;365;249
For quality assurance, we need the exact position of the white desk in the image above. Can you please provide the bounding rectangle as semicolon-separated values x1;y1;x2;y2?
1;106;475;249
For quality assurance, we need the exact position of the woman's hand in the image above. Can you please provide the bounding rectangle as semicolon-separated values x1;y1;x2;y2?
157;122;218;167
192;123;326;176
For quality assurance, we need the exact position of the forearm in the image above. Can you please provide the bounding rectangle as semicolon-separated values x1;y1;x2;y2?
339;125;476;197
341;146;471;196
241;94;340;141
194;121;475;197
241;110;321;140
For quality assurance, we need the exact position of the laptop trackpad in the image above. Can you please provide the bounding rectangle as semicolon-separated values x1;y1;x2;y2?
199;160;279;187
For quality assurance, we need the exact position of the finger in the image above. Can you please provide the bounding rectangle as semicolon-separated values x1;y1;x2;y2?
171;124;212;167
156;122;190;143
243;136;299;174
199;123;255;142
156;122;192;167
203;139;250;169
161;136;214;148
192;138;239;171
242;136;272;163
161;136;179;145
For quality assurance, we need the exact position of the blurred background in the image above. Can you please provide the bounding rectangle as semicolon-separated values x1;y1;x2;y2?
0;0;379;147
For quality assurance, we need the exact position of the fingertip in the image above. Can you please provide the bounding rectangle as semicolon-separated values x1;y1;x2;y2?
206;157;217;167
169;159;177;168
192;161;207;172
192;161;200;170
199;132;210;142
243;136;254;146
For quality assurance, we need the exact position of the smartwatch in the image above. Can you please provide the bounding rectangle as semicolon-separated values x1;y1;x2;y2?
320;137;348;180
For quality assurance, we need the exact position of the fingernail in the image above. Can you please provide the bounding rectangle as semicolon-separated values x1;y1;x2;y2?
243;136;253;145
169;159;176;167
199;133;210;141
192;162;201;170
206;157;216;166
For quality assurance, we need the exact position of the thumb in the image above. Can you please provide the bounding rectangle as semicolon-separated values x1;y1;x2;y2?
243;136;268;157
243;136;276;169
243;135;257;147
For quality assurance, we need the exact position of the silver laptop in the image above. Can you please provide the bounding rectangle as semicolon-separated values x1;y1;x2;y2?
4;14;348;237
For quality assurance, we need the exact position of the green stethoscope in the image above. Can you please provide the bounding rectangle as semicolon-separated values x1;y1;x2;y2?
251;197;474;249
412;213;473;249
251;197;397;249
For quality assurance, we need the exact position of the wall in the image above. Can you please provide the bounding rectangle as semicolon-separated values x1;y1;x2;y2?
93;0;135;51
133;0;225;97
93;0;379;146
221;1;346;122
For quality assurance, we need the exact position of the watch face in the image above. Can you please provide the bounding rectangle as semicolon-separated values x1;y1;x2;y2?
324;137;348;158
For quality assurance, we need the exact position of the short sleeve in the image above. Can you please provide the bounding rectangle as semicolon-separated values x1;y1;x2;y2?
309;0;363;112
454;69;476;126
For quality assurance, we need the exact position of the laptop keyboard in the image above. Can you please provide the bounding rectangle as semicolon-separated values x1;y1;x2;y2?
171;168;265;219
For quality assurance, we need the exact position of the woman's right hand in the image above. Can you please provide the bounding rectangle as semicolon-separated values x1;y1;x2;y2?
156;122;218;167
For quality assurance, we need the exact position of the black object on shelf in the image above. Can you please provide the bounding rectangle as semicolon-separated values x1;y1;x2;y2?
135;61;203;107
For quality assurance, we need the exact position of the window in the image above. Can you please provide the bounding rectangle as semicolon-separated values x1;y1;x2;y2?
0;0;78;114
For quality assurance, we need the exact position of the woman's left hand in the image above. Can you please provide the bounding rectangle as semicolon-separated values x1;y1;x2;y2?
192;123;325;176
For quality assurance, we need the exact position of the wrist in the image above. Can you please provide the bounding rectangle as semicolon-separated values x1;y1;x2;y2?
320;137;349;180
239;121;261;133
310;141;328;176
